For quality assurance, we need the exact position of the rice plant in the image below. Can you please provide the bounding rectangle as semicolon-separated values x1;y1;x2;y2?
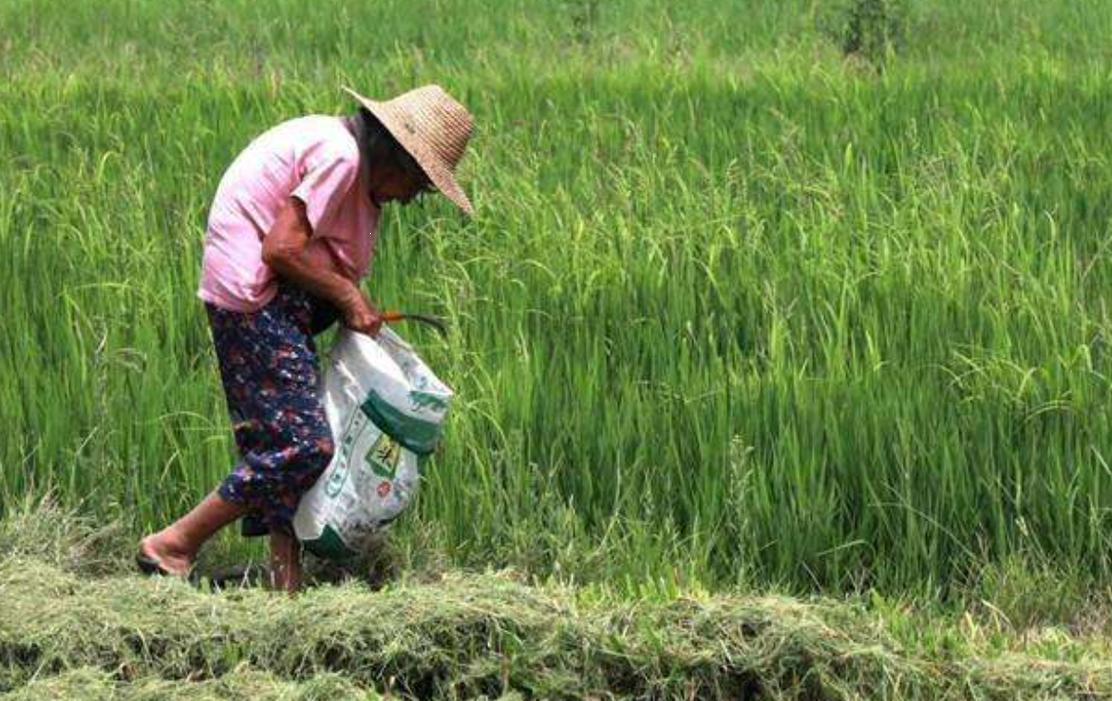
0;0;1109;601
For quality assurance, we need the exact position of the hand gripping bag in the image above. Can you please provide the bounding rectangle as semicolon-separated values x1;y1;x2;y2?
293;327;452;560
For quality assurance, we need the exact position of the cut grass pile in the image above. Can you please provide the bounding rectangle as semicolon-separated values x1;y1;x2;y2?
2;500;1109;700
5;667;378;701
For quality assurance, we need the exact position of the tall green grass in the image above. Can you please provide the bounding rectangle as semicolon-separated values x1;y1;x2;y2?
0;0;1109;597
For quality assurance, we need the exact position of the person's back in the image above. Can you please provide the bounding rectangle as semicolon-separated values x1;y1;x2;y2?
199;115;378;313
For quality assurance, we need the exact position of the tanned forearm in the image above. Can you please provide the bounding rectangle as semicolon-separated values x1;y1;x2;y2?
261;197;362;312
267;247;362;311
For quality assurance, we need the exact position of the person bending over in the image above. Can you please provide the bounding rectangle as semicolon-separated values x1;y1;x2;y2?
137;85;474;592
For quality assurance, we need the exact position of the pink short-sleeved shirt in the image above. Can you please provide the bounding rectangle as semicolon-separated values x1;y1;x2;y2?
198;115;380;312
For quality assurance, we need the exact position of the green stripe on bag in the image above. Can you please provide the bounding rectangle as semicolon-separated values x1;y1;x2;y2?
303;525;356;560
360;390;443;455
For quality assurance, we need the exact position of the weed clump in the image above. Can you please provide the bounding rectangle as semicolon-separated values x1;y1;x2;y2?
821;0;909;70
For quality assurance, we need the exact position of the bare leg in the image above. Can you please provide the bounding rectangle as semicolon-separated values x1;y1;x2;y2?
268;528;303;593
138;489;249;576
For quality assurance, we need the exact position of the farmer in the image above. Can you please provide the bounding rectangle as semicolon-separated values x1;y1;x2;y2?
136;85;474;592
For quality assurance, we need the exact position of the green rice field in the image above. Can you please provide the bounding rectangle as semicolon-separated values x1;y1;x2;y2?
1;0;1111;696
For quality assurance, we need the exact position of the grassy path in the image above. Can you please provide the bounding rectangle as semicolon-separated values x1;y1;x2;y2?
4;557;1111;699
1;503;1109;700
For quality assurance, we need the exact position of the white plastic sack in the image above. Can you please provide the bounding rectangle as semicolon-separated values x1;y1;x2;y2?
293;326;452;560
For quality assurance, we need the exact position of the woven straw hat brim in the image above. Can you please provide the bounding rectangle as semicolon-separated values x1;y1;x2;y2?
342;86;473;216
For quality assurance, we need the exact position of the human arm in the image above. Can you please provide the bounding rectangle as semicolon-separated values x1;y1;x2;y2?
261;196;382;335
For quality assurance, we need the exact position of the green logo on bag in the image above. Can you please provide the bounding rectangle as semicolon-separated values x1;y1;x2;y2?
325;432;357;497
325;458;349;497
409;390;448;413
366;432;400;479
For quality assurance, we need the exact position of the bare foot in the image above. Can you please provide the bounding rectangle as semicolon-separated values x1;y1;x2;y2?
138;531;195;577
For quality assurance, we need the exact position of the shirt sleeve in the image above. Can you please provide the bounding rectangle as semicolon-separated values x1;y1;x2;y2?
290;148;359;237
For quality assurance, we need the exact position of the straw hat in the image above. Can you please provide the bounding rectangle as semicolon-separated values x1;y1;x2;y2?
343;84;474;215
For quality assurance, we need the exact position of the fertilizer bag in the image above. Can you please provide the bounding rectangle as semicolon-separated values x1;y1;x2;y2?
294;326;452;559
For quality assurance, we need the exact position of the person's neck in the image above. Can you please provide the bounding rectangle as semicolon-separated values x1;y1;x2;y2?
343;112;376;207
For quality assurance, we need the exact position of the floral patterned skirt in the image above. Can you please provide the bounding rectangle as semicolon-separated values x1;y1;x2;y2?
205;285;340;538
